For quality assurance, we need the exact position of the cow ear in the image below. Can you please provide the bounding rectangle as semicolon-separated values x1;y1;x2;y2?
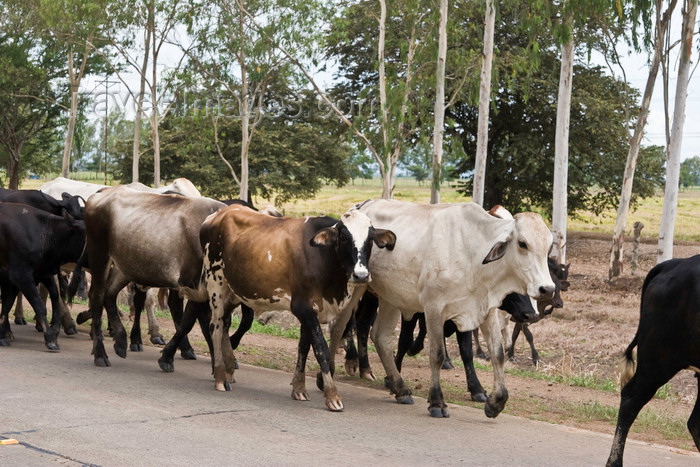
482;240;508;264
373;229;396;250
62;209;76;224
310;227;337;248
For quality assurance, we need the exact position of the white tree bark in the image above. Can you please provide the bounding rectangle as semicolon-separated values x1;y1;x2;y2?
149;10;161;188
657;0;696;263
61;46;90;177
472;0;495;207
377;0;392;199
551;39;574;264
430;0;448;204
608;0;676;279
132;18;152;183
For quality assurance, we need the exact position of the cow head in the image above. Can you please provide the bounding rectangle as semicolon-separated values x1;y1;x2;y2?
310;209;396;284
482;212;555;301
500;292;538;323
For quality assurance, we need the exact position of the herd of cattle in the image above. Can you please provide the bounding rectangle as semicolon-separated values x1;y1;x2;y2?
0;177;698;466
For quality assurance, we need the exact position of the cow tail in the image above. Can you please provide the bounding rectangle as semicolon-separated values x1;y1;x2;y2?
619;335;638;389
66;246;88;305
178;264;209;302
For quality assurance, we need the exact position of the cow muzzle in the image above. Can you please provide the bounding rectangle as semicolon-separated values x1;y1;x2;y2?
350;266;370;284
529;283;555;301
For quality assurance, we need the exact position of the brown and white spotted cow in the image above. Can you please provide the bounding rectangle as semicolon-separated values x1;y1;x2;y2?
179;204;396;412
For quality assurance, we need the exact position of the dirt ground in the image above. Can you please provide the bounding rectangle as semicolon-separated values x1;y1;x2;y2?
28;232;699;452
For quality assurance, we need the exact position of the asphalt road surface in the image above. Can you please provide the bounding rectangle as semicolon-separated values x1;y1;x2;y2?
1;324;698;466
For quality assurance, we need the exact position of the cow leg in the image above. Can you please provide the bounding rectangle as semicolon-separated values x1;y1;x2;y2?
372;300;412;404
521;323;539;364
508;322;522;361
395;314;419;372
480;308;508;418
205;271;235;391
355;291;377;380
453;326;488;403
13;292;26;325
229;304;253;349
407;313;426;357
159;300;204;373
291;323;312;402
130;287;147;351
13;270;58;351
55;273;77;335
441;335;454;370
292;299;343;412
424;310;449;418
342;315;360;377
688;374;700;451
316;292;359;393
168;291;196;360
0;285;19;345
607;365;679;467
145;289;165;345
474;328;488;360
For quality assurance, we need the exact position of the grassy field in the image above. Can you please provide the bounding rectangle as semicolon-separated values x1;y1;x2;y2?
21;175;700;242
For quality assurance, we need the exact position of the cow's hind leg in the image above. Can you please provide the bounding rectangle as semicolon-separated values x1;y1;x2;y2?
395;314;419;372
13;293;26;325
146;289;165;345
688;373;700;451
342;315;359;376
425;311;449;417
607;365;679;467
159;300;203;373
521;323;539;365
355;291;377;380
1;285;19;345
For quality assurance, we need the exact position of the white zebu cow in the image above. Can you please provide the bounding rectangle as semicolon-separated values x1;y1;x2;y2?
39;176;202;349
357;199;555;418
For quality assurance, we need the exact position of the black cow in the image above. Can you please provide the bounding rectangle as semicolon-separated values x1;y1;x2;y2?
0;203;86;350
0;188;85;329
606;255;700;467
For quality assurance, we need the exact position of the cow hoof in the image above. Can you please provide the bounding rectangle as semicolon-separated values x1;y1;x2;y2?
63;326;78;336
484;404;502;419
0;338;11;346
360;369;376;381
35;324;43;333
94;357;111;367
130;343;144;352
14;318;27;325
325;399;344;412
180;349;196;360
158;358;174;373
344;360;358;377
215;381;231;392
151;336;166;345
114;345;127;359
395;394;414;405
76;311;91;324
429;407;450;418
292;390;310;401
470;393;488;403
234;361;239;370
45;342;60;352
442;360;455;370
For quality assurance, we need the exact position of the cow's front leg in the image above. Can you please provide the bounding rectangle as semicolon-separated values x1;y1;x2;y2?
454;327;487;402
291;324;311;402
292;299;342;412
371;301;412;404
317;292;359;391
425;312;449;417
480;308;508;418
130;287;146;351
0;285;19;345
14;270;57;351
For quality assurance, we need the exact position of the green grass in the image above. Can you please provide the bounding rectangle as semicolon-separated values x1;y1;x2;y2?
230;314;300;340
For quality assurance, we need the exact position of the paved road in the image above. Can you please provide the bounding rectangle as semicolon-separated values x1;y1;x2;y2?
1;324;698;466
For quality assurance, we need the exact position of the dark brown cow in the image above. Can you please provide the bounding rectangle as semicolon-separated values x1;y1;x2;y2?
83;186;226;367
179;205;395;412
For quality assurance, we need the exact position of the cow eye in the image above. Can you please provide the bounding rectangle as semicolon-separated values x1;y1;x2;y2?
518;240;528;250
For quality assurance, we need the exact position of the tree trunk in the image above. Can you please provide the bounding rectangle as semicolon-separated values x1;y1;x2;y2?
551;39;574;264
149;6;160;188
608;0;675;279
61;49;78;178
473;0;495;207
430;0;448;204
378;0;392;199
238;5;250;202
657;0;696;263
8;151;20;190
133;17;152;183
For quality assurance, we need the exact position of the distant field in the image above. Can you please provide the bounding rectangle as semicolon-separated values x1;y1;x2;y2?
21;175;700;243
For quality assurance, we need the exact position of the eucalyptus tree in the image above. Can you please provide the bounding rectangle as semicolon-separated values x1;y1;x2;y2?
180;0;327;202
0;7;64;188
609;0;678;278
657;0;696;262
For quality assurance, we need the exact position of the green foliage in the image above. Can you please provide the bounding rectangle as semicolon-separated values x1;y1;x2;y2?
114;89;352;202
680;156;700;187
